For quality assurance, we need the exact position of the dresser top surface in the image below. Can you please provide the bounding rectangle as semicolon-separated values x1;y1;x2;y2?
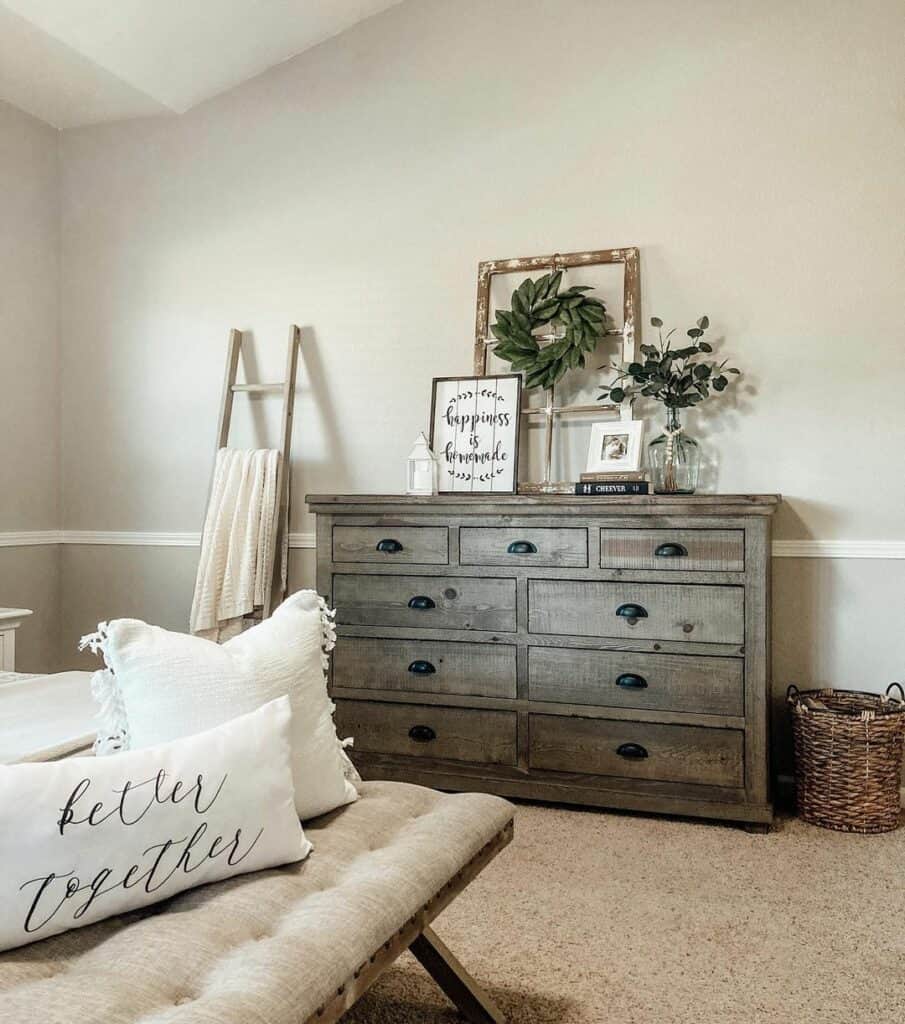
307;493;781;516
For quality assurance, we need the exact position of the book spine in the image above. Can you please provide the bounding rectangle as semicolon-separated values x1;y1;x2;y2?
574;482;650;496
579;472;648;483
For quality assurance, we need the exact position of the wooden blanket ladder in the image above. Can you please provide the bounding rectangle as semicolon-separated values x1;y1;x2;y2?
212;325;300;618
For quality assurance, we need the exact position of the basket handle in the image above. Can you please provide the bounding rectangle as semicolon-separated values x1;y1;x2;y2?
786;684;800;703
885;682;905;703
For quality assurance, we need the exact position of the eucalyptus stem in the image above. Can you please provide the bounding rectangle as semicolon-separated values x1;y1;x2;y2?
598;315;740;414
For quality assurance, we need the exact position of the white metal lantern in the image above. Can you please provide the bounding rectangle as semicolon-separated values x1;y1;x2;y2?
406;432;439;495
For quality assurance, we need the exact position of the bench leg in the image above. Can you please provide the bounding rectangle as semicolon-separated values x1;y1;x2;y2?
410;925;506;1024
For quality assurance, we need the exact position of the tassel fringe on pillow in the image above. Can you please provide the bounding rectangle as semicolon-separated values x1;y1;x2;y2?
79;623;130;755
80;594;353;768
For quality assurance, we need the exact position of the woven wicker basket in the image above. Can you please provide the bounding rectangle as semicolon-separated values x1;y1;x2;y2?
787;683;905;833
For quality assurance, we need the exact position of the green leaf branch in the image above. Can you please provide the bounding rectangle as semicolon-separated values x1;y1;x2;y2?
598;315;740;410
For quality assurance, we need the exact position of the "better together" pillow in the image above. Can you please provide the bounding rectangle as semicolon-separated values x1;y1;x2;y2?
84;590;358;820
0;697;309;953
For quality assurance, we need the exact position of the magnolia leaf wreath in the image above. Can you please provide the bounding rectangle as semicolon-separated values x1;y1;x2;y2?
490;271;607;390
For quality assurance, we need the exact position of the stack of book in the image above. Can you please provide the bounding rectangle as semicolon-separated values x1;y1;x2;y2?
574;470;649;496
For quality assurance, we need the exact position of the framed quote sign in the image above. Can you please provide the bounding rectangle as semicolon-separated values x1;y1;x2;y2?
429;375;521;493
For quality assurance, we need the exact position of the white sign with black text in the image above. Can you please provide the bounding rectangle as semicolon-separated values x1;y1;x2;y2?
429;375;521;493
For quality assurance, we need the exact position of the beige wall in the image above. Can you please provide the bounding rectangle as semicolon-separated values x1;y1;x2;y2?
0;100;59;532
4;0;905;709
0;546;60;672
54;0;905;697
0;99;60;671
62;548;316;671
57;0;905;542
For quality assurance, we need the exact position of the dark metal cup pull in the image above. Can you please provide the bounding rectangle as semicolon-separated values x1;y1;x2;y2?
616;603;648;621
408;725;436;743
507;540;538;555
617;743;649;760
616;673;648;689
408;595;435;610
407;660;436;675
655;542;688;558
376;538;403;553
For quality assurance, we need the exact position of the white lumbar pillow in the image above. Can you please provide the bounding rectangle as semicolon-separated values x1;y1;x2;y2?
85;589;358;820
0;697;310;953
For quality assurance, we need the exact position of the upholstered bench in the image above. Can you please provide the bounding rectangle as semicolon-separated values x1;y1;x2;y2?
0;780;513;1024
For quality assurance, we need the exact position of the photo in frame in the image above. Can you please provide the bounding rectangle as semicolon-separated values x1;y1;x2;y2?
429;375;521;493
586;419;645;474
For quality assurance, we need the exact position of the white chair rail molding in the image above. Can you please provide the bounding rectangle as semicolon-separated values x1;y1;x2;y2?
3;530;905;558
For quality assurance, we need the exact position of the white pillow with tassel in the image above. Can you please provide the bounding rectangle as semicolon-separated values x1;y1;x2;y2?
83;590;358;821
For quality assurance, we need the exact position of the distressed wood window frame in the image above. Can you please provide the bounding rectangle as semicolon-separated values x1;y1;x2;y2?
472;247;642;493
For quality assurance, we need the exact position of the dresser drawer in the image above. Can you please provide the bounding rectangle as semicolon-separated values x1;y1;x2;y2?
529;714;744;787
529;648;744;716
333;526;448;564
334;637;517;698
600;528;744;571
460;527;587;567
335;700;518;765
528;581;744;645
334;574;517;631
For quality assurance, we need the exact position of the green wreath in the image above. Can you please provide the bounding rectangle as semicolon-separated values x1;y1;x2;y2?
490;271;607;390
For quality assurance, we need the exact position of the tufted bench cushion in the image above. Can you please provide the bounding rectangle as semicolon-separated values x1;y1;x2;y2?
0;780;513;1024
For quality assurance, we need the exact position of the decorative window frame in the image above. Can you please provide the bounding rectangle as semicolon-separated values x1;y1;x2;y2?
471;247;642;493
472;246;641;375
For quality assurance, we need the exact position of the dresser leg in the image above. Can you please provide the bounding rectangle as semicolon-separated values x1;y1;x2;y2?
742;822;771;834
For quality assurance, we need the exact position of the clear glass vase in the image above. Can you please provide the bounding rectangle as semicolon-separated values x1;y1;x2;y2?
648;407;700;494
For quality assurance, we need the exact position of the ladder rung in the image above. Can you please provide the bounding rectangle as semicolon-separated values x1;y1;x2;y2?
231;383;285;393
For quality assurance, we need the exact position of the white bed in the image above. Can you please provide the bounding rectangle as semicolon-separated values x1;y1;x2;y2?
0;671;96;764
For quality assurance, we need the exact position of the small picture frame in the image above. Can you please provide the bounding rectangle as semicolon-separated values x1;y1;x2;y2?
429;375;521;493
586;419;645;474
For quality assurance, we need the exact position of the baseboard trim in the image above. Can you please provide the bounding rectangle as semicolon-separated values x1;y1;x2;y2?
2;533;904;559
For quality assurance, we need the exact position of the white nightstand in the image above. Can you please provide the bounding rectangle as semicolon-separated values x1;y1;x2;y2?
0;609;32;671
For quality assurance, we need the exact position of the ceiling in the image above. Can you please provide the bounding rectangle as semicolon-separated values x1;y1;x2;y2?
0;0;403;129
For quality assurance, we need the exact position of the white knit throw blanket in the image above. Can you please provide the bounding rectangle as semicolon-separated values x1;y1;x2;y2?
190;448;287;641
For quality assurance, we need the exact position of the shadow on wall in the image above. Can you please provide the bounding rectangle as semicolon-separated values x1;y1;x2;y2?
298;325;351;498
235;330;270;443
0;547;61;674
55;323;349;674
60;548;320;672
206;324;350;513
770;550;905;777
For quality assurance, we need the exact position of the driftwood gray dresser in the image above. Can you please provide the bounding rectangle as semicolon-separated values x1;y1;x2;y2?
308;494;781;829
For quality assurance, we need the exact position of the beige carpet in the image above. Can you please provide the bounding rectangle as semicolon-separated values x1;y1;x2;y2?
343;801;905;1024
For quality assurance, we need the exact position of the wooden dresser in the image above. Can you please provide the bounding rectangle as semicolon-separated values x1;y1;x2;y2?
308;494;780;828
